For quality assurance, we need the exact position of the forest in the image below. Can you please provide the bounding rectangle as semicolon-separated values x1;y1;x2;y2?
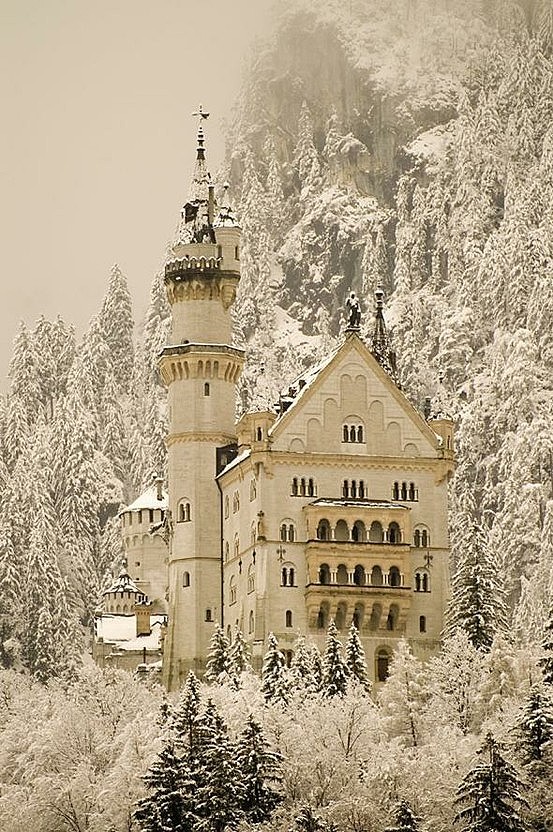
1;0;553;830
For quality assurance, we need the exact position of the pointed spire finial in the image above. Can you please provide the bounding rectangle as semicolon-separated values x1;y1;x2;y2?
192;104;210;160
371;285;399;383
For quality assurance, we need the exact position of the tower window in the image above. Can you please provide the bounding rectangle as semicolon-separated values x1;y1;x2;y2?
204;382;210;396
285;610;293;628
205;609;212;622
256;427;263;441
229;577;237;605
224;496;229;519
247;564;255;593
376;649;391;682
183;571;190;588
178;501;191;523
419;615;426;633
249;610;254;633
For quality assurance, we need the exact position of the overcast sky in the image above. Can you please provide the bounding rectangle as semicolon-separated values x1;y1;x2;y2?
0;0;271;386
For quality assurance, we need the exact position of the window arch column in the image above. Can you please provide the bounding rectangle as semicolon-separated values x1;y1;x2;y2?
329;568;338;584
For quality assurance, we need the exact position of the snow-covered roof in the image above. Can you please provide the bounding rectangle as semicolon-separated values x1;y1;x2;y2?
309;498;410;510
123;485;168;513
95;614;166;650
103;567;142;596
269;346;341;433
217;448;251;478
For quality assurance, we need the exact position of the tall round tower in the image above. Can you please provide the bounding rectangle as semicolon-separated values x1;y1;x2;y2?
160;110;243;690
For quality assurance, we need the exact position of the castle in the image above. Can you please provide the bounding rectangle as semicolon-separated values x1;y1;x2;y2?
94;115;455;689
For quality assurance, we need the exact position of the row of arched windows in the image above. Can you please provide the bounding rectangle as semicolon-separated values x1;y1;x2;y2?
281;566;295;586
280;523;296;542
318;563;403;587
316;519;402;544
343;424;364;443
291;477;316;497
124;509;162;526
392;481;418;501
343;479;366;499
316;601;400;633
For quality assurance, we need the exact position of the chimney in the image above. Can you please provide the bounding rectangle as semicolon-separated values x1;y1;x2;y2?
135;601;151;637
155;476;164;501
208;184;215;226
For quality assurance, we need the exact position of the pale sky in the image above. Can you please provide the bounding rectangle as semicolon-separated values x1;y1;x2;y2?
0;0;272;386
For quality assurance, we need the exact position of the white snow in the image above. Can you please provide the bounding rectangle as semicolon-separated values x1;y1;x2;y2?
123;485;169;513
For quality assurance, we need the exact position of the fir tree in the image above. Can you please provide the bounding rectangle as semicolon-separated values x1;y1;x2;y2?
134;740;196;832
379;639;427;748
539;606;553;685
234;714;283;823
385;800;422;832
228;629;251;683
289;635;320;693
293;101;321;198
514;684;553;766
454;733;529;832
345;622;371;692
262;632;288;704
195;700;243;832
0;520;21;668
293;806;331;832
100;264;135;394
204;625;231;684
321;619;349;697
171;670;201;750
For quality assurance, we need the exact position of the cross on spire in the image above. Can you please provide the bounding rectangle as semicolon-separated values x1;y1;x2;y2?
192;104;210;158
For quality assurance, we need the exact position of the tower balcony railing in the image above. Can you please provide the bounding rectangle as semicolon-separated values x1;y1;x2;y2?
165;253;223;279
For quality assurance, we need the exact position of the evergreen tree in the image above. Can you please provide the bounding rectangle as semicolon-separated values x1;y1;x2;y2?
345;622;371;692
171;670;201;749
195;701;243;832
454;733;529;832
204;625;231;684
228;629;251;683
385;800;422;832
99;264;135;394
321;619;349;697
0;520;21;668
379;639;427;748
234;714;283;823
289;635;320;693
514;684;553;766
293;806;331;832
134;740;196;832
292;101;321;198
262;632;288;704
539;606;553;685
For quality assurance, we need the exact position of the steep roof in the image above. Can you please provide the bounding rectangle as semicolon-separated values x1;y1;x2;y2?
123;485;168;513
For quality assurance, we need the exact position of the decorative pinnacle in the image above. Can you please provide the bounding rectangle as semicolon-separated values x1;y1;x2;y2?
192;104;210;159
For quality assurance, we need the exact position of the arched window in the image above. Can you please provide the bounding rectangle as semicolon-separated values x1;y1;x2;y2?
317;603;329;630
280;524;287;542
349;425;356;442
178;500;191;522
249;479;257;501
285;650;293;667
389;566;401;587
369;521;384;543
229;577;237;605
335;602;347;629
289;567;295;586
204;382;210;396
337;564;348;584
233;534;239;558
415;570;430;592
343;479;349;498
183;571;190;588
233;491;240;513
392;481;400;500
359;480;366;498
256;427;263;441
300;478;307;496
335;519;349;541
249;610;254;633
414;529;421;547
224;495;229;519
291;477;298;496
421;529;429;547
250;522;256;545
247;564;255;593
353;564;365;586
343;425;349;443
308;478;315;497
319;563;330;585
419;615;426;633
353;603;364;629
400;482;408;500
386;604;399;631
282;567;288;586
357;426;364;442
376;648;391;682
371;565;383;586
352;520;366;542
414;526;430;547
317;519;331;541
408;482;416;501
285;610;293;628
288;524;295;542
350;480;357;498
205;609;212;622
388;522;401;544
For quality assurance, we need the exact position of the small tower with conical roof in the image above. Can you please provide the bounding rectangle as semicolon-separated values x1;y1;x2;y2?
160;108;244;690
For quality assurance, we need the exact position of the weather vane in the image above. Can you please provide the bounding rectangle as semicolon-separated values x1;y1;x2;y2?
192;104;210;125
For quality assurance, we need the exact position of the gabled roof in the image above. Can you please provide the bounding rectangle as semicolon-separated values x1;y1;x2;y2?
269;332;439;449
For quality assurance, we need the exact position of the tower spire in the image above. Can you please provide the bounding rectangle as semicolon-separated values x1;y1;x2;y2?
371;285;398;382
172;104;215;249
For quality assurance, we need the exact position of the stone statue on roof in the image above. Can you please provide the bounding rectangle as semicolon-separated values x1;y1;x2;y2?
346;292;361;328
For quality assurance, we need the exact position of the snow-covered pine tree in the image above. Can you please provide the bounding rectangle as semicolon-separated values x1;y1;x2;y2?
194;700;243;832
379;639;427;748
100;369;129;482
454;733;529;832
293;805;331;832
171;670;201;750
133;740;196;832
99;264;135;394
292;101;321;199
345;622;371;693
289;635;320;694
539;606;553;685
228;629;251;684
261;632;288;704
384;800;422;832
514;684;553;767
234;714;283;823
0;520;21;669
321;619;349;698
204;625;231;684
